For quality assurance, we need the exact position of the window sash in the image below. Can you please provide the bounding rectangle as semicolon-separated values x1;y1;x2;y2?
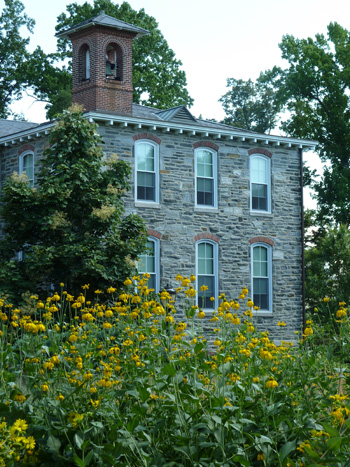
250;156;270;212
20;153;34;186
195;149;217;208
196;241;217;310
139;239;159;292
251;245;271;311
135;141;158;203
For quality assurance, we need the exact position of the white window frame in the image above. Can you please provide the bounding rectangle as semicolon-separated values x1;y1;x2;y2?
19;151;34;187
250;242;272;313
195;239;218;311
195;148;218;208
250;154;271;213
134;140;159;204
138;236;160;293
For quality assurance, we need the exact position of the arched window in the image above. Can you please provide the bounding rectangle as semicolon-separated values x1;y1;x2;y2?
19;151;34;187
250;155;271;212
85;48;90;80
251;243;272;312
139;237;160;292
196;240;218;309
135;140;159;203
195;148;217;208
106;43;123;80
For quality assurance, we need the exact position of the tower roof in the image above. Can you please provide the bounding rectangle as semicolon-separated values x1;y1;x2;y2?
56;12;149;39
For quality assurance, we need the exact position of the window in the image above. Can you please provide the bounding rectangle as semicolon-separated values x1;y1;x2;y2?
19;151;34;186
251;243;272;312
196;240;218;309
139;237;160;292
250;155;271;212
195;148;217;208
135;140;159;203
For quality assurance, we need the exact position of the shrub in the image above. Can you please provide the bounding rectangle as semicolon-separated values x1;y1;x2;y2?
0;277;349;466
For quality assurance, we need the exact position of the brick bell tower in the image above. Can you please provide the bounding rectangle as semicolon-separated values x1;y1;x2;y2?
56;12;149;115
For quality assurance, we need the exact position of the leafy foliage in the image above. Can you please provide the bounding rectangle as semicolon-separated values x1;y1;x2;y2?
1;281;349;466
0;105;147;298
305;224;350;315
219;67;285;134
279;23;350;225
0;0;34;118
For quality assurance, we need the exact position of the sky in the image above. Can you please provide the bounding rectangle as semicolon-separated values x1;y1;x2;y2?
2;0;350;206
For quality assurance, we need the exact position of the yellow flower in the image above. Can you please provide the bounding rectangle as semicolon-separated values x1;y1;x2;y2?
81;284;90;290
76;294;85;304
52;293;60;302
200;285;208;291
277;321;287;327
41;383;49;392
266;377;278;389
107;287;116;293
323;296;330;302
190;274;196;282
25;436;36;450
247;299;254;307
14;394;26;403
56;394;65;401
197;311;205;319
257;452;264;461
12;419;28;432
124;278;133;286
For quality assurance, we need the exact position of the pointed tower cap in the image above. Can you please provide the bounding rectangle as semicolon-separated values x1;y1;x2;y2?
56;12;149;39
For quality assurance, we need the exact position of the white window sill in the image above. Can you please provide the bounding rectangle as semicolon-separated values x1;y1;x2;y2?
249;211;272;217
135;202;161;209
194;207;219;214
253;311;273;317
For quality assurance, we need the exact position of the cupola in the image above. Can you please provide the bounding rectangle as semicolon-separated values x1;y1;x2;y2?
56;12;149;114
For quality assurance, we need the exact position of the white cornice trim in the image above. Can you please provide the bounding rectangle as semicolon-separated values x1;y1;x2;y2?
0;112;318;150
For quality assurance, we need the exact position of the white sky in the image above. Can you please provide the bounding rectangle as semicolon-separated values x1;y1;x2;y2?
2;0;349;208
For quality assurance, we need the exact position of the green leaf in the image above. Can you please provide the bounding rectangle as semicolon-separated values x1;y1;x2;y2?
47;435;61;452
73;453;86;467
279;440;296;461
74;433;84;449
162;363;176;377
326;436;342;451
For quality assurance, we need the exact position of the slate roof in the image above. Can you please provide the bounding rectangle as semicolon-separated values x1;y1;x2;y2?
56;13;149;39
0;119;39;138
131;104;255;133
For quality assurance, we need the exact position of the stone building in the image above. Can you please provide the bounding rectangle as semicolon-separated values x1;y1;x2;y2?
0;13;316;340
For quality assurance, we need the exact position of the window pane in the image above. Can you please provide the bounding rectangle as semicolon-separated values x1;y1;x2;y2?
197;150;213;177
139;241;155;274
253;246;268;277
198;243;213;274
253;278;268;309
137;172;155;201
137;144;154;171
251;157;267;183
252;184;267;210
198;275;214;308
197;178;214;206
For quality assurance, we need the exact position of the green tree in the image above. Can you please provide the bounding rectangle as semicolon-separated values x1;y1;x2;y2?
24;0;193;119
0;105;147;298
219;67;285;134
0;0;34;118
305;224;350;318
279;23;350;225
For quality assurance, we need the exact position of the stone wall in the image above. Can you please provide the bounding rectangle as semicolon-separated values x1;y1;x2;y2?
0;122;303;341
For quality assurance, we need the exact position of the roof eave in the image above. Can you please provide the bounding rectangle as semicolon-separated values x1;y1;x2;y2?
0;112;318;150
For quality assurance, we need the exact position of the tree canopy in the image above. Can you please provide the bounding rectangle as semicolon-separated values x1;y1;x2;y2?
0;105;147;299
219;67;285;134
22;0;193;119
0;0;34;118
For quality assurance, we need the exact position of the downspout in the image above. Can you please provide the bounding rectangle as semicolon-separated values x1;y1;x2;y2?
299;148;306;332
